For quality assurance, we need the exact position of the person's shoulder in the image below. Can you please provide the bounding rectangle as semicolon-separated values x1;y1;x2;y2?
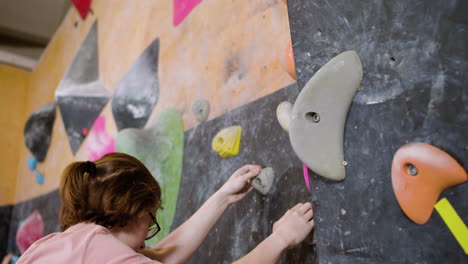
84;225;161;264
66;222;119;240
16;223;161;264
70;222;110;233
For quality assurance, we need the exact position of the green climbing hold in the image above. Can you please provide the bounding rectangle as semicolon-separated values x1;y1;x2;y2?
115;108;184;246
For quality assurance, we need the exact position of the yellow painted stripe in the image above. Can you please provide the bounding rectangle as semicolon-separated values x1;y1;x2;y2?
434;198;468;254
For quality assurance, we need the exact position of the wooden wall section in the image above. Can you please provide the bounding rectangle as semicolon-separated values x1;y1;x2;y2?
7;0;294;203
0;65;29;205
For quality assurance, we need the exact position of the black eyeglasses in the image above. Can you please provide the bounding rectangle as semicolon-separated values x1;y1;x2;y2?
145;212;161;240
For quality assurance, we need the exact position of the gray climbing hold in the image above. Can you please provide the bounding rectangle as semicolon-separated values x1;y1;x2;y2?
251;167;275;195
289;50;363;181
192;99;210;122
276;101;292;132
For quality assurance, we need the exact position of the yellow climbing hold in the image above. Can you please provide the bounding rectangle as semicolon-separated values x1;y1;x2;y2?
212;126;242;158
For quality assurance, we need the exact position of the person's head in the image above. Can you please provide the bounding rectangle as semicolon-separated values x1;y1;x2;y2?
59;152;162;249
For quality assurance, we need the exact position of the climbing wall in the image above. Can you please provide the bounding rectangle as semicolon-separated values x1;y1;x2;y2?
287;0;468;263
1;0;309;262
1;0;467;263
173;84;316;263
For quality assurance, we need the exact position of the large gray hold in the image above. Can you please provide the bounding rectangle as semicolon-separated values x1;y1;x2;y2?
251;167;275;195
288;50;362;181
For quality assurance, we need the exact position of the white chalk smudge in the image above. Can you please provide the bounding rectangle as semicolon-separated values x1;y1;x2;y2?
126;104;147;118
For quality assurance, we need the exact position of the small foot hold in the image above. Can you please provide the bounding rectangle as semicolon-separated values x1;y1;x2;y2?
192;99;210;122
276;101;292;132
34;170;44;185
27;157;37;171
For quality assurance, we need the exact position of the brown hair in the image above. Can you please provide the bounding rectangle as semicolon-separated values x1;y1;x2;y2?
59;152;162;231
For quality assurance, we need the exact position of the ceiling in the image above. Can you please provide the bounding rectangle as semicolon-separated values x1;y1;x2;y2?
0;0;71;70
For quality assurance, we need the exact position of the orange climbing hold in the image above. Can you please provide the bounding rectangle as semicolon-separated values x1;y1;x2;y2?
286;41;296;80
391;142;467;225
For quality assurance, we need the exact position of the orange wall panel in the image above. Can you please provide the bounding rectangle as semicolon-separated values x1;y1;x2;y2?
0;65;29;205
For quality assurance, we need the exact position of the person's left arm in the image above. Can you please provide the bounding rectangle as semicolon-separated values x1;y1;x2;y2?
139;165;261;264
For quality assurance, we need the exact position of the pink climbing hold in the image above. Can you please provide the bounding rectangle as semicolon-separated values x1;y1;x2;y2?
16;210;44;254
173;0;202;26
303;164;311;192
86;116;115;161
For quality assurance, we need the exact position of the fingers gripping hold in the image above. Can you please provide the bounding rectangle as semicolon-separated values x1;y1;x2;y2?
235;164;260;176
299;202;313;215
272;202;315;248
304;210;314;222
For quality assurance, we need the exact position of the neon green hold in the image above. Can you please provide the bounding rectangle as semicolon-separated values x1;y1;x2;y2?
115;108;184;246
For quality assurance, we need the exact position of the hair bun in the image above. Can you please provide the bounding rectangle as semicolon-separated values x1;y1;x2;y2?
84;161;97;175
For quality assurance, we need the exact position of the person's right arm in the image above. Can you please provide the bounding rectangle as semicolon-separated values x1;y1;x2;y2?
233;202;314;264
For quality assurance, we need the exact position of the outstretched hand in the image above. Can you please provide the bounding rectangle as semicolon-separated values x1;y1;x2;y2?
272;202;314;249
217;164;262;205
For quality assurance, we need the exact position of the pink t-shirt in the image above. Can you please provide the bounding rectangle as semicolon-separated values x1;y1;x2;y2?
17;223;162;264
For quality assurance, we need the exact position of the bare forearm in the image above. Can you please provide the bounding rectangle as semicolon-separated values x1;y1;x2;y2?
141;164;263;263
149;191;229;264
232;233;288;264
233;202;315;263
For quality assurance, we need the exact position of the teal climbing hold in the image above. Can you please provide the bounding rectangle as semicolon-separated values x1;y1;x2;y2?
34;171;44;185
27;157;37;170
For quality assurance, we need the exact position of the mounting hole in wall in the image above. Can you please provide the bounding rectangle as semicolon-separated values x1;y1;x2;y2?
305;112;320;123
